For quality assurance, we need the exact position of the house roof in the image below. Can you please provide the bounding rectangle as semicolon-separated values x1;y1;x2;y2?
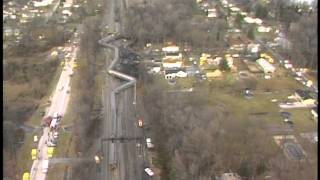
165;68;184;75
295;89;313;100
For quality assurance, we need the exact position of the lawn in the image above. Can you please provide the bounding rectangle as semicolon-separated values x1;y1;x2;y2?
16;133;37;178
26;62;63;127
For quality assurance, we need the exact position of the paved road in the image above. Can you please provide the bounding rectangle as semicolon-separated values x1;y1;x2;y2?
30;33;78;180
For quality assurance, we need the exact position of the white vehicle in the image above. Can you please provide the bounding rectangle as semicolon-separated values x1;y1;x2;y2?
232;54;240;58
146;138;154;149
53;112;59;119
53;131;59;139
42;160;49;173
144;168;154;176
264;75;271;79
47;138;57;147
284;63;293;69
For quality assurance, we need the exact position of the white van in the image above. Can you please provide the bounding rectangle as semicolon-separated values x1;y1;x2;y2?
144;168;154;176
146;138;154;149
42;160;49;173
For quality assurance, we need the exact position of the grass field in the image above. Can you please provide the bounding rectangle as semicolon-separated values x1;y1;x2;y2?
16;133;37;178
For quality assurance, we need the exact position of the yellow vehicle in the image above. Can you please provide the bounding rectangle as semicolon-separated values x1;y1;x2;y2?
23;172;30;180
60;61;65;66
72;63;78;69
31;149;37;160
268;58;274;63
47;147;54;158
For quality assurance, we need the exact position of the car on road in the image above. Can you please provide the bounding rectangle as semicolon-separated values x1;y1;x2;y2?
47;140;57;147
33;135;38;143
144;168;154;176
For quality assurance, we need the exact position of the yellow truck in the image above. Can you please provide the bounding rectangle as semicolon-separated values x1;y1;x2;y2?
47;147;54;158
23;172;30;180
31;149;37;160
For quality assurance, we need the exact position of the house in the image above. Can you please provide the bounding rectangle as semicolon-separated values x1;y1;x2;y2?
176;71;188;78
294;89;316;105
162;60;183;69
257;26;272;33
208;57;223;66
216;173;241;180
164;68;187;78
162;46;182;60
208;8;217;18
256;58;275;74
247;43;260;54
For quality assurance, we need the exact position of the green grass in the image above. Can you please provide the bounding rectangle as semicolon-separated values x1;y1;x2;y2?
47;165;69;180
16;133;37;177
26;63;63;127
205;71;315;133
287;109;315;132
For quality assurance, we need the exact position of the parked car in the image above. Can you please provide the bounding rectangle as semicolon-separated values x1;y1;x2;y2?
283;119;294;127
144;168;154;176
280;111;291;119
146;138;154;149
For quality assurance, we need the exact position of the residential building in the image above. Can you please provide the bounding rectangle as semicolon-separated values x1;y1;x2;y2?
162;46;182;60
162;45;183;70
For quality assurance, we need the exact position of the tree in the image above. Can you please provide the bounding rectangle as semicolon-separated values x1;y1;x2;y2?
247;26;255;40
220;59;230;71
255;3;268;19
288;12;317;69
235;13;244;28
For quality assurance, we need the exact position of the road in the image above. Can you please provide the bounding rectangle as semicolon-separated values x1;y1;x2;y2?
30;32;79;180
